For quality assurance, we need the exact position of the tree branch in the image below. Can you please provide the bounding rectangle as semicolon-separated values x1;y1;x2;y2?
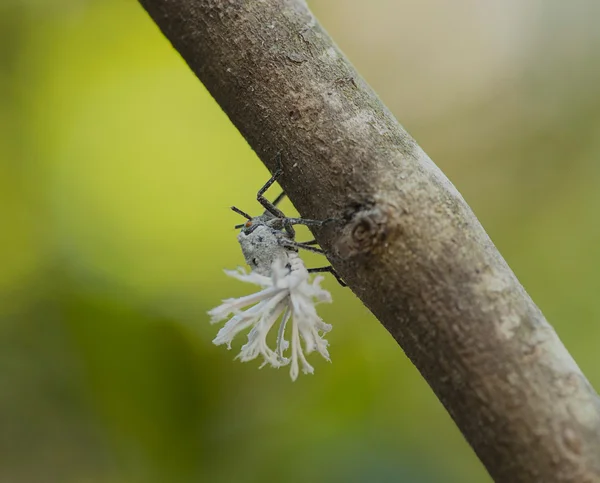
137;1;600;481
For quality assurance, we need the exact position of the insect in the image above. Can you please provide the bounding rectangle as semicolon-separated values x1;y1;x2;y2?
230;155;345;285
208;155;343;380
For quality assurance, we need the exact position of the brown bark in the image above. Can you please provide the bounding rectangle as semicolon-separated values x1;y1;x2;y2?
137;1;600;481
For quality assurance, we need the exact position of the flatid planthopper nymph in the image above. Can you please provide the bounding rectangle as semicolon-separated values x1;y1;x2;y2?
207;154;344;381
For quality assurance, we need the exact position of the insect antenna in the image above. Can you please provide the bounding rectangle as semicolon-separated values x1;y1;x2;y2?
231;206;252;219
231;206;253;229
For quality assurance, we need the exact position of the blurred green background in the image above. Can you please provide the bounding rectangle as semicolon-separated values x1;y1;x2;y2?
1;1;599;482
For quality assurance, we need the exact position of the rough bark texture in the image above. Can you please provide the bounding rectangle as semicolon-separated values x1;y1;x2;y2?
137;1;600;481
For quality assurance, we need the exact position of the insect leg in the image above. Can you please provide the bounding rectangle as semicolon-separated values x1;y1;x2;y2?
273;216;338;238
280;239;325;254
307;266;347;287
257;153;285;217
257;153;296;237
283;217;333;227
272;191;286;207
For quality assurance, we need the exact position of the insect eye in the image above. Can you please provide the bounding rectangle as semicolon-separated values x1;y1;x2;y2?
245;221;253;227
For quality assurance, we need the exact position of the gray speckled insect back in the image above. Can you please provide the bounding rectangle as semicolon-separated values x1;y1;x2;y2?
237;212;295;276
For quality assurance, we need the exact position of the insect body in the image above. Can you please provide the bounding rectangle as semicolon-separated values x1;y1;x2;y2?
236;213;295;275
208;155;343;380
231;156;344;285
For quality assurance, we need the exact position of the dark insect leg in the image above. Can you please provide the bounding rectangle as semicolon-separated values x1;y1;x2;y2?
300;239;319;246
257;153;285;218
307;266;347;287
272;191;286;206
280;239;325;255
275;217;338;239
283;217;325;227
284;216;340;228
257;153;296;237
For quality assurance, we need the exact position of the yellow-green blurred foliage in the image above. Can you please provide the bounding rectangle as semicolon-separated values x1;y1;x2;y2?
1;1;599;482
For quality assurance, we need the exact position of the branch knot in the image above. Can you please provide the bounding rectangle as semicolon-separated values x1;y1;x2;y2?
335;199;395;258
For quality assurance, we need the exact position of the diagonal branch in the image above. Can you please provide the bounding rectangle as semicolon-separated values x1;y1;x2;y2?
137;1;600;481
